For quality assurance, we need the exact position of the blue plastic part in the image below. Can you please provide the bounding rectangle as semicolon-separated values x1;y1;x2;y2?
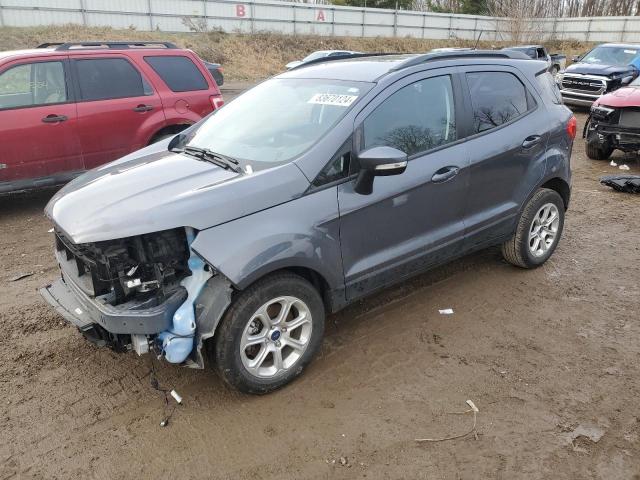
158;227;212;364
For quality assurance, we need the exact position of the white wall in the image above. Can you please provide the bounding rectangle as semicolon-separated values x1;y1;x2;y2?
0;0;638;43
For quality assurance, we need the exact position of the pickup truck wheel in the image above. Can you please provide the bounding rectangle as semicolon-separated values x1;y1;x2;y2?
586;138;613;160
214;272;325;394
502;188;565;269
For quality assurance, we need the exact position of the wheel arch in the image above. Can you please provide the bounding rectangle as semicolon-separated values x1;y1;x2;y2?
147;122;193;145
540;177;571;210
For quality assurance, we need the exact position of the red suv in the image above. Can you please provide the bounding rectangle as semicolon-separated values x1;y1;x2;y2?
0;41;224;194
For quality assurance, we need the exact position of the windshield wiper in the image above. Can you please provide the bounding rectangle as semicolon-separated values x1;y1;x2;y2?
170;145;241;173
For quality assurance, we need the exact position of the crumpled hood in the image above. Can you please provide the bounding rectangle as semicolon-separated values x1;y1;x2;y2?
596;86;640;107
46;143;310;244
565;62;637;77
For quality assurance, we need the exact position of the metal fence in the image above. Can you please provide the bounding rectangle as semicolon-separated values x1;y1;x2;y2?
2;0;640;43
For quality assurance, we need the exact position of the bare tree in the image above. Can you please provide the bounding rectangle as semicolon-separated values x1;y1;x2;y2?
411;0;640;17
486;0;559;43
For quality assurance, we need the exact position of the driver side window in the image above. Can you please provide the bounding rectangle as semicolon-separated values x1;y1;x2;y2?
0;61;67;110
362;75;457;157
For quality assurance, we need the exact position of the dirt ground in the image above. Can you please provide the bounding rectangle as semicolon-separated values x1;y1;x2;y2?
1;108;639;480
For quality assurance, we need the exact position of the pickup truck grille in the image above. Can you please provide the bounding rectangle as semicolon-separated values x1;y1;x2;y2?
561;74;607;95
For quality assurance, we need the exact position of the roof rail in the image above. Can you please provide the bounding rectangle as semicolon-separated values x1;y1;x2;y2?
37;41;178;51
390;49;531;71
290;52;398;70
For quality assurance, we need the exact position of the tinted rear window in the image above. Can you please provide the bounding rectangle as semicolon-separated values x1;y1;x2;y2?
145;56;209;92
75;58;148;101
536;71;562;104
467;71;532;133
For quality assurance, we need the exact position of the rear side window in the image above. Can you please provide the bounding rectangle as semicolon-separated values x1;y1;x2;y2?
466;72;532;134
363;75;457;156
145;56;209;92
75;58;149;101
536;71;562;104
0;61;67;109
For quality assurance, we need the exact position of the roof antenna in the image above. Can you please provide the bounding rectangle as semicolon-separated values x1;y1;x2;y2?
473;31;483;50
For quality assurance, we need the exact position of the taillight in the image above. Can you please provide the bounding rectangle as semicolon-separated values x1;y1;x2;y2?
566;115;577;140
210;95;224;110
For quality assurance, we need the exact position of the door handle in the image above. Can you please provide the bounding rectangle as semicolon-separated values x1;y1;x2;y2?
522;135;542;149
431;166;460;183
133;104;154;112
41;114;68;123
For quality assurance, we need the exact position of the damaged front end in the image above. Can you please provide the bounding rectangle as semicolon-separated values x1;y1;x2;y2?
40;226;232;368
586;105;640;154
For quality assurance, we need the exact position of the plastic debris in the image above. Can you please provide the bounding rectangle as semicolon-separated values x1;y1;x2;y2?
170;390;182;404
439;308;454;315
600;174;640;194
568;424;605;450
47;228;54;233
619;164;631;171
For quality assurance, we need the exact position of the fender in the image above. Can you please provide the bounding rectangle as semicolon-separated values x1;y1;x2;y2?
191;186;344;293
523;132;572;211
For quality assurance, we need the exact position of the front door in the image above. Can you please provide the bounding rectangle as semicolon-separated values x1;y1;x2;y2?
0;57;82;188
338;71;470;300
71;56;165;170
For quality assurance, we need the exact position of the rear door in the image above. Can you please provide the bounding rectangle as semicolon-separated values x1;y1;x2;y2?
0;56;82;188
459;66;549;250
337;69;471;300
71;55;165;170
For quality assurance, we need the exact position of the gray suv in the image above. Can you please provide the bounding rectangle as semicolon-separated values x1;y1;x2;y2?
41;51;575;394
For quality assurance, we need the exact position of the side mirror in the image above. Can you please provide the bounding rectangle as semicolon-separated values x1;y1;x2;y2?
168;133;185;151
354;146;408;195
571;55;582;62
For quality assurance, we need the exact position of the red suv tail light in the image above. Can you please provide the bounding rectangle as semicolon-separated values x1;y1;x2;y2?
210;95;224;110
567;115;577;140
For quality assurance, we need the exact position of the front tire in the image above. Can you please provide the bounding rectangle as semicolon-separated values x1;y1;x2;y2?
214;272;325;394
502;188;565;269
586;136;613;160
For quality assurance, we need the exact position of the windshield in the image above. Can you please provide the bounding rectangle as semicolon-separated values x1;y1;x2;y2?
185;78;372;165
580;46;639;66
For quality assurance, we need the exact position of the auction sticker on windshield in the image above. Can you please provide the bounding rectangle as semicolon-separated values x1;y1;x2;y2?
308;93;358;107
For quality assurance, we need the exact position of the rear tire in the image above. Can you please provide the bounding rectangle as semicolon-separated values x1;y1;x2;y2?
502;188;565;269
214;272;325;394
